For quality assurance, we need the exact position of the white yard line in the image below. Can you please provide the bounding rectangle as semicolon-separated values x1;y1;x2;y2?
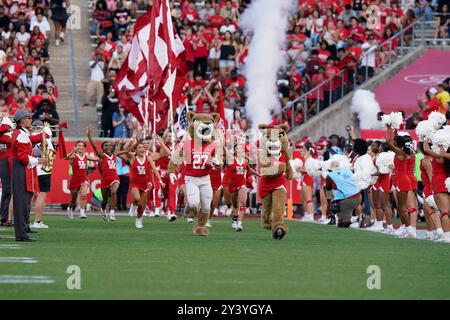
0;257;38;263
0;235;15;239
0;244;24;250
0;275;54;284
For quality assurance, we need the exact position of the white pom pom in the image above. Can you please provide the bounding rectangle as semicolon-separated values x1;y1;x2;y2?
329;154;351;169
425;195;439;211
446;177;450;193
430;126;450;154
352;154;377;190
375;151;395;174
320;160;331;179
290;158;303;180
381;112;403;129
305;158;322;176
428;111;446;130
415;120;435;141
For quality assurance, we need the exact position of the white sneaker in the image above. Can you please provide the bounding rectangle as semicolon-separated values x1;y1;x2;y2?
422;231;434;240
135;217;143;229
213;209;219;217
317;217;330;224
79;211;87;219
205;220;212;228
394;225;406;237
219;205;227;215
302;214;314;222
232;220;238;230
225;207;232;217
160;210;167;217
236;221;243;232
109;211;116;221
100;209;108;221
400;227;416;238
383;225;395;234
128;204;136;217
167;212;177;222
67;207;73;219
349;222;360;229
186;218;194;224
154;208;161;217
31;222;48;229
366;222;385;232
443;40;448;46
432;40;438;45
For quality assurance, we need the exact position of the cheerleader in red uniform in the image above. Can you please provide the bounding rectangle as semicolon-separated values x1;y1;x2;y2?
87;128;128;221
120;140;164;229
225;141;259;231
370;141;394;233
418;142;443;240
386;127;417;238
423;140;450;243
298;142;316;222
65;141;98;219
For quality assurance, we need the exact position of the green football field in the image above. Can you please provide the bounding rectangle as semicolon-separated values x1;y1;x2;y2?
0;214;449;300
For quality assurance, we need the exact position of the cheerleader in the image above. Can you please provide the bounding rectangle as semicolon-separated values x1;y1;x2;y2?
120;140;165;229
87;128;128;221
418;142;443;240
370;141;394;233
65;141;98;219
423;140;450;243
386;127;417;238
298;142;316;222
224;140;259;231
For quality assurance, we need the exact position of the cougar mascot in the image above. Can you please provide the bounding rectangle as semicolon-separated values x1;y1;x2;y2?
258;124;293;240
168;112;223;236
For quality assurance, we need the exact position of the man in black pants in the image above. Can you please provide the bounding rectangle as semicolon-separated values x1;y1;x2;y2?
0;115;14;226
11;110;48;242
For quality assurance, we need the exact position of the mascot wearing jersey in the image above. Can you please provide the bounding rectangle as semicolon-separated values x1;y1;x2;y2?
258;124;292;240
168;112;223;236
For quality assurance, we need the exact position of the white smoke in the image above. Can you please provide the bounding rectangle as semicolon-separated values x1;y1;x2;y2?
350;89;381;129
240;0;295;128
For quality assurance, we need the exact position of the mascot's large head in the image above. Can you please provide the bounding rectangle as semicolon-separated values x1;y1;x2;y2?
258;124;289;157
187;112;220;143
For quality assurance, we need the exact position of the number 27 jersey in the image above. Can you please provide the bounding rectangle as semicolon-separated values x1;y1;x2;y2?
182;140;217;177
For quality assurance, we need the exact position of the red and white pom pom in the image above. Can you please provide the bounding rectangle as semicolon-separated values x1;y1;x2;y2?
290;158;303;180
305;157;322;176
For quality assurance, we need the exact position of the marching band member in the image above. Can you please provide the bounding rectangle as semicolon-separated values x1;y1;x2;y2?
30;120;54;229
0;115;14;227
11;110;49;242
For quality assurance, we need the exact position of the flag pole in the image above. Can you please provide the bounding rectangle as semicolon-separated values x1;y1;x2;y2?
168;65;175;152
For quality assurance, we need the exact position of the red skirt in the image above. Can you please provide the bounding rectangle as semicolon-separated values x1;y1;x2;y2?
374;174;391;193
210;170;222;190
408;174;418;191
302;173;314;187
100;175;119;189
432;174;448;194
69;175;89;191
392;174;411;192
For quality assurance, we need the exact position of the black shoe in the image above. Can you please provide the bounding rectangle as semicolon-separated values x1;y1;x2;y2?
26;229;38;234
1;221;12;227
16;237;37;242
273;228;285;240
328;216;336;225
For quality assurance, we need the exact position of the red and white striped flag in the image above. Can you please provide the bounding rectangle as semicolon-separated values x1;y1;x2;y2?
114;0;186;132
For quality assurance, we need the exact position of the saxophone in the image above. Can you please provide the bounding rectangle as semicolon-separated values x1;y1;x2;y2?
41;130;55;173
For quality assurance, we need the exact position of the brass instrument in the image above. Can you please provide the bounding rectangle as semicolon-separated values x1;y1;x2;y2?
41;129;56;173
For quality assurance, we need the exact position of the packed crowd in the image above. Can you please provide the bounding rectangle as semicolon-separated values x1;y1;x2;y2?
88;0;449;137
0;0;67;125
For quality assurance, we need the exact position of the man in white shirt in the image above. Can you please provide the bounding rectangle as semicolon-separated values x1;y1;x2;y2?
29;10;51;39
359;35;378;81
219;18;236;34
83;53;105;108
19;63;43;95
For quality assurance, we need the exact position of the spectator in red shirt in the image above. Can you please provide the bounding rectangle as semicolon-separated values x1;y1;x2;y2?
2;52;25;82
182;27;195;81
325;58;342;103
192;24;210;78
181;1;199;25
418;88;443;120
